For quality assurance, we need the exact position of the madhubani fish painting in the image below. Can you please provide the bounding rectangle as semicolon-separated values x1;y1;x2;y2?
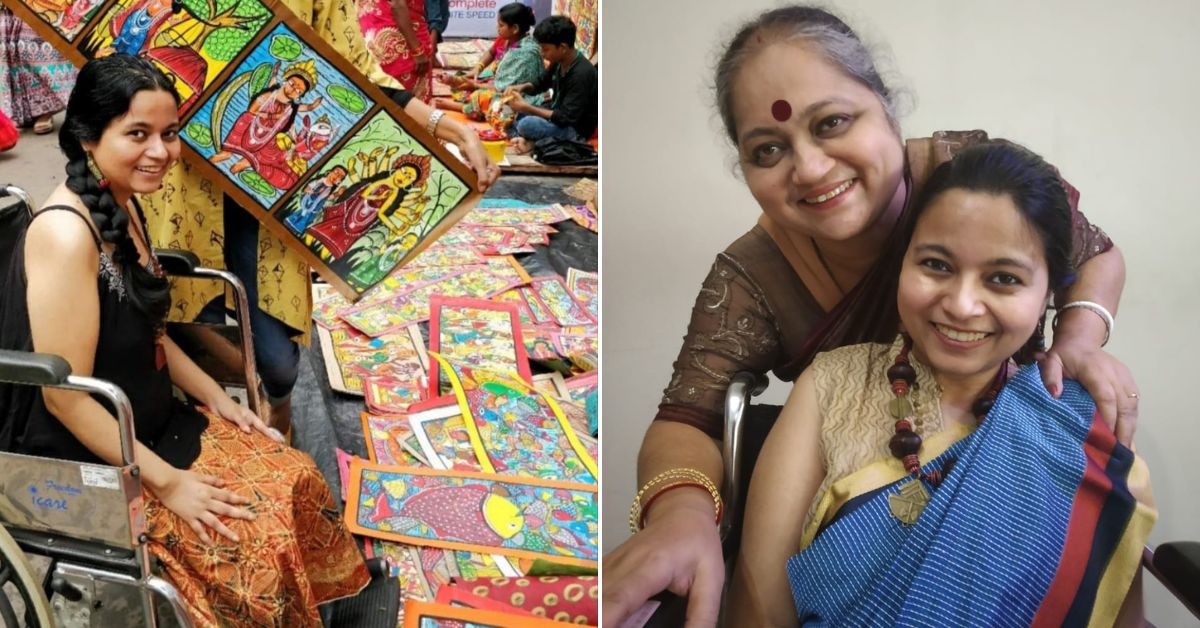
345;461;598;568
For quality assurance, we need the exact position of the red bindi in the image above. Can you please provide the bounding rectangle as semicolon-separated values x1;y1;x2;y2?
771;99;792;122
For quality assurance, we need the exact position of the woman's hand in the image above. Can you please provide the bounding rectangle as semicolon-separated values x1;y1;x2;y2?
602;490;725;628
1040;338;1139;445
156;469;256;544
454;132;500;192
414;52;431;76
211;394;283;443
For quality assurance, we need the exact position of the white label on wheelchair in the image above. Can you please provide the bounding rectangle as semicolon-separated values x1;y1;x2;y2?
80;465;120;490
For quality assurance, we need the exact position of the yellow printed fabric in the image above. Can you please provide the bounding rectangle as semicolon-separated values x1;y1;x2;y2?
143;0;402;342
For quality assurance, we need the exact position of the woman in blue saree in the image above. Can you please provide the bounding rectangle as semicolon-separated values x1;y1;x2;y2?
728;142;1156;627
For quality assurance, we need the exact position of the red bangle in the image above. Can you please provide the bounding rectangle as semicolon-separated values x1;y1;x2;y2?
638;482;710;529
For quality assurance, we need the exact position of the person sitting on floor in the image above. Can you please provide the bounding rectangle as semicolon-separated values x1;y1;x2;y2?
504;15;597;154
0;53;369;626
434;3;545;131
727;141;1155;626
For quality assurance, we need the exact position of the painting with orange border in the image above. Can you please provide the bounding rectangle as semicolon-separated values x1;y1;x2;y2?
345;460;598;569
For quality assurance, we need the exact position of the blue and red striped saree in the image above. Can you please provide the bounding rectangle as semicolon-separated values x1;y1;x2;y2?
786;366;1156;626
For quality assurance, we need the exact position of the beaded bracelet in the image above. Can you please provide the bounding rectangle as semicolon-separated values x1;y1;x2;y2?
628;468;722;534
425;109;445;137
1053;300;1113;346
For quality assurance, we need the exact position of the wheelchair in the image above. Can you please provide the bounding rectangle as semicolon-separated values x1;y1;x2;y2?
0;185;400;626
648;371;1200;625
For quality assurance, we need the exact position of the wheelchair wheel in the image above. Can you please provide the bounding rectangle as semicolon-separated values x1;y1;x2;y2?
0;525;53;627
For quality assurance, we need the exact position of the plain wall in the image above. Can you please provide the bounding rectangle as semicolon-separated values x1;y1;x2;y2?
602;1;1200;624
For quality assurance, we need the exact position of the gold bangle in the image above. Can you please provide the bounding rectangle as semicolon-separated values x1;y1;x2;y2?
628;468;721;533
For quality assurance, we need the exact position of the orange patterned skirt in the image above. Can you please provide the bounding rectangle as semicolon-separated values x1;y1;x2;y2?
144;413;369;627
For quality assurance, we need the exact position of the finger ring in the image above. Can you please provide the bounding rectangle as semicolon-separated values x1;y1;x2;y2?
1128;392;1139;399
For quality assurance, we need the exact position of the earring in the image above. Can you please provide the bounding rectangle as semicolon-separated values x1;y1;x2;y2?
86;153;109;190
1016;310;1048;365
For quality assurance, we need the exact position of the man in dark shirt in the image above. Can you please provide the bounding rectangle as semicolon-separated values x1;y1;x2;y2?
505;15;598;153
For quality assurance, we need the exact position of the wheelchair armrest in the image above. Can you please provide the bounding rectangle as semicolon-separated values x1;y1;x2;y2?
0;350;71;386
1147;541;1200;617
154;248;201;276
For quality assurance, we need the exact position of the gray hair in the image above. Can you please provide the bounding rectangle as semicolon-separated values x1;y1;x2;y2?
714;5;901;145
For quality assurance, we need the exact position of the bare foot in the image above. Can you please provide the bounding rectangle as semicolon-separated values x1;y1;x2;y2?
510;137;533;155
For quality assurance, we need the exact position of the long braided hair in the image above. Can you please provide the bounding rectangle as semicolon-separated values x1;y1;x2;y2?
57;54;178;327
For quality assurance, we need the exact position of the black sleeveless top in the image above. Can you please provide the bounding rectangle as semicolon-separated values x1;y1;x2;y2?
0;205;206;468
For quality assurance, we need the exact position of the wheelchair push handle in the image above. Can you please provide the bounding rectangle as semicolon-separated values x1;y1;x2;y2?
721;370;770;540
0;183;33;214
0;349;139;467
0;350;71;386
154;249;201;276
153;248;262;414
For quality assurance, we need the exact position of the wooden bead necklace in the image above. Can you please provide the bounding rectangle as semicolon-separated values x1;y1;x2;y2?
887;335;1007;487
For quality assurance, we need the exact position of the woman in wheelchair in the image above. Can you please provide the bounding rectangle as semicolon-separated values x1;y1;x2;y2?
604;7;1139;627
0;54;369;625
726;142;1155;626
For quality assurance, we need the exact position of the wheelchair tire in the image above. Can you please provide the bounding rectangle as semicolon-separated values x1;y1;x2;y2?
0;525;53;628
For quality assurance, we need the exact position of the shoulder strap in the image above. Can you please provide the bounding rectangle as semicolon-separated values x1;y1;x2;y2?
32;205;103;251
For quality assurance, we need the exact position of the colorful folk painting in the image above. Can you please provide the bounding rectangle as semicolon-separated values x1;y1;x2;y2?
461;204;569;227
345;461;599;568
312;286;353;328
553;0;597;57
521;328;561;362
402;244;487;269
22;0;104;41
277;110;471;293
364;375;428;415
454;551;520;579
403;600;570;628
430;355;598;485
559;402;597;452
428;297;531;397
566;268;598;320
417;546;461;595
482;256;532;288
5;0;481;303
352;264;468;312
517;286;555;326
343;268;521;337
444;575;599;625
529;277;594;326
409;403;483;472
364;539;432;602
181;23;368;207
82;0;273;111
564;372;598;405
318;323;427;395
553;332;599;360
493;289;538;329
363;412;428;467
563;203;598;232
456;225;525;255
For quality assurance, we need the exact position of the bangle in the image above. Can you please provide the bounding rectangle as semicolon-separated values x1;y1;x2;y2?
425;109;445;137
1053;300;1113;346
628;468;722;534
638;482;724;530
